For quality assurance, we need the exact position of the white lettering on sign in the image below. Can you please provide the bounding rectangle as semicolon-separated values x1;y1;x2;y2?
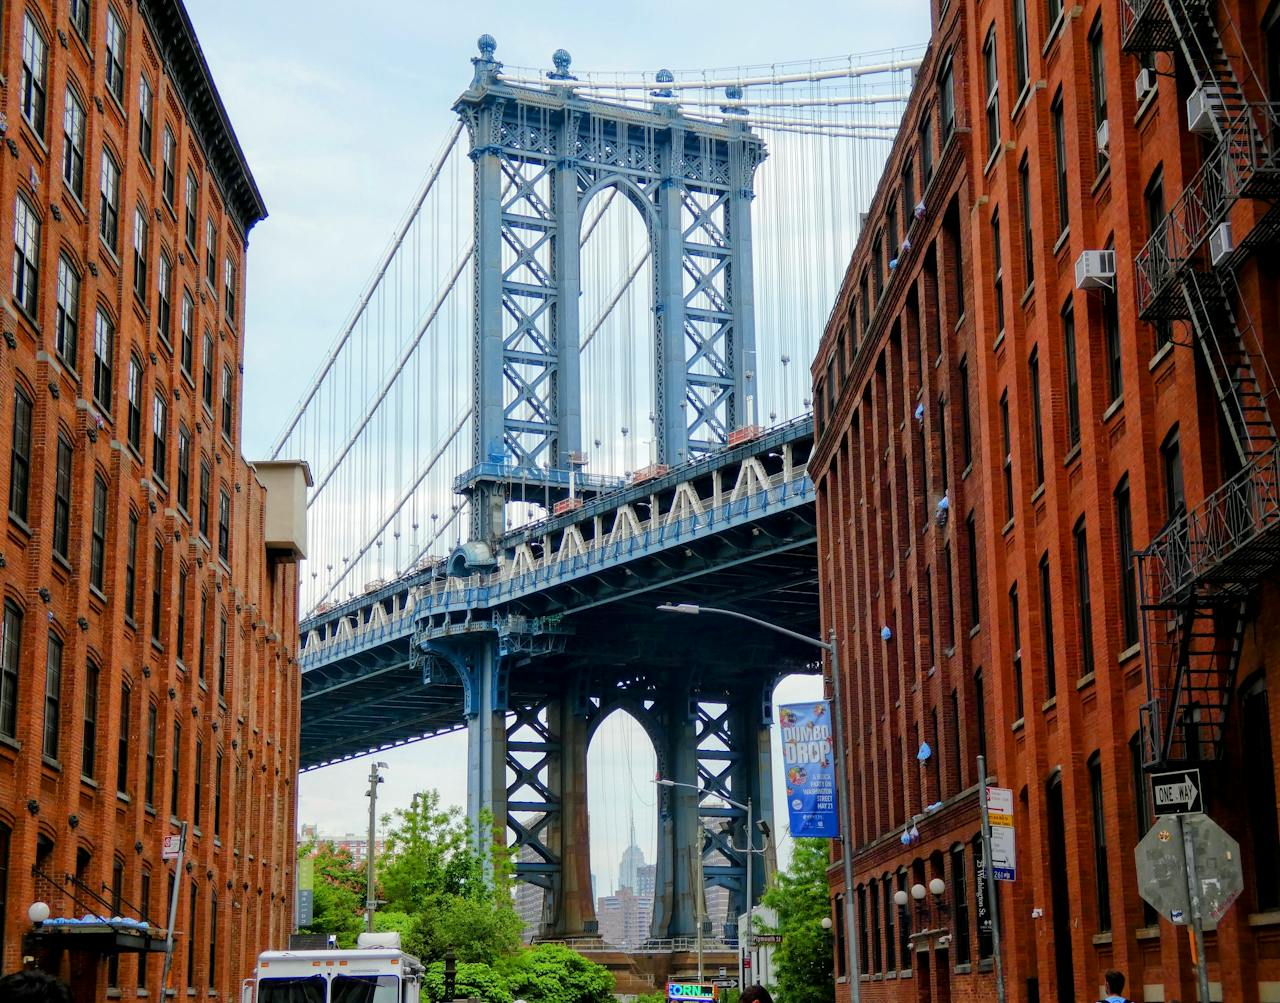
781;722;833;764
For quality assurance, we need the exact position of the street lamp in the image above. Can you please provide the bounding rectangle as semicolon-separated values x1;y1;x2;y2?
365;761;389;932
657;603;862;1003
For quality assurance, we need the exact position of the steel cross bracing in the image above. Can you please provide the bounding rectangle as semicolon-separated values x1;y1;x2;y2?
455;42;764;541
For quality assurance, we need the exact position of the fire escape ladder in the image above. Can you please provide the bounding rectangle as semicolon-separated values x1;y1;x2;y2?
1179;269;1279;464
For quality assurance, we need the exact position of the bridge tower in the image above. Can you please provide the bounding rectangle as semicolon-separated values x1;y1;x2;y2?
440;37;776;945
454;35;765;545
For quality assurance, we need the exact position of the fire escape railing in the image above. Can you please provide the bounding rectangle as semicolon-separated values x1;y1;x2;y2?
1135;102;1280;320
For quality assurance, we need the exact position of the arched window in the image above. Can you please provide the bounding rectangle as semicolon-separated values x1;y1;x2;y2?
1088;752;1111;930
1242;675;1280;910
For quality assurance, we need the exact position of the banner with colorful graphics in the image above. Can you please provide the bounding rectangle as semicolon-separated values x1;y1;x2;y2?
778;701;839;837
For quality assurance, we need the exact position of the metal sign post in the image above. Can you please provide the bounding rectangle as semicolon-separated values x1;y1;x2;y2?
1177;814;1212;1003
159;821;188;996
977;757;1007;1003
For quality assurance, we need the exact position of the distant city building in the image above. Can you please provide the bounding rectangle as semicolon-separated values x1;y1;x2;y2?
597;885;654;949
514;845;545;942
298;826;384;866
636;863;656;897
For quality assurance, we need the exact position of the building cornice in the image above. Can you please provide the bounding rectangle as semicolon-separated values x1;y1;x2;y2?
140;0;268;238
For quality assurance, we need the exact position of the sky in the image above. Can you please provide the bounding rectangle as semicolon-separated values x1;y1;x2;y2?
183;0;928;893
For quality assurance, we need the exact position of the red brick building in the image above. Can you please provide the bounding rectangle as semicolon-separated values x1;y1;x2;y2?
810;0;1280;998
0;1;307;997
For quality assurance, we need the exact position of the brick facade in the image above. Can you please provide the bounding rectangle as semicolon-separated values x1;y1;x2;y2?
810;0;1280;999
0;1;301;999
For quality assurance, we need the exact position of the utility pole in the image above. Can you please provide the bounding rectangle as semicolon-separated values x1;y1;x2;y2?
365;761;388;932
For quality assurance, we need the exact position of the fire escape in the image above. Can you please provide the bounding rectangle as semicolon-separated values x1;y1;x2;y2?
1122;0;1280;768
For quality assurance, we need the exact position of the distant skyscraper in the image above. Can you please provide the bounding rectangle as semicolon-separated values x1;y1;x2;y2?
514;845;545;942
618;821;646;892
636;863;656;896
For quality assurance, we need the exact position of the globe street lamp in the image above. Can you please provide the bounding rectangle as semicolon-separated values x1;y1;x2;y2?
657;603;862;1003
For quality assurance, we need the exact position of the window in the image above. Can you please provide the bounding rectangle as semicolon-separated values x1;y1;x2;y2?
90;475;108;591
214;750;223;834
1088;752;1111;930
1039;554;1057;700
177;426;192;512
1013;0;1029;94
1000;391;1013;523
184;171;199;248
199;462;211;537
194;739;202;828
991;210;1005;335
224;257;237;322
157;253;173;342
1071;517;1096;679
920;113;934;183
952;844;971;964
125;511;138;620
883;877;896;972
209;890;218;986
944;541;956;648
1129;731;1160;925
108;859;124;986
127;355;143;451
1051;91;1068;234
118;684;130;794
92;309;116;413
872;233;884;300
133;207;149;300
145;704;157;807
162;127;176;207
55;257;82;367
100;149;121;250
202;332;215;408
966;511;981;631
1011;583;1023;720
196;592;207;683
1019;155;1034;286
959;356;973;468
1027;350;1046;487
1162;426;1185;524
940;54;956;141
1062;299;1081;448
187;883;198;987
1146;169;1172;350
152;541;164;644
105;7;126;104
62;88;87;197
181;291;195;374
869;877;882;972
903;162;916;222
1242;677;1280;910
21;16;49;136
1105;282;1122;403
83;661;100;779
70;0;91;40
43;633;63;760
221;365;234;437
13;195;41;317
0;604;21;740
0;822;10;959
153;391;168;483
983;27;1000;157
9;387;33;522
205;218;217;287
1115;477;1139;648
48;436;74;564
217;615;227;697
139;76;154;161
1089;16;1109;171
171;721;181;816
176;568;188;662
218;489;231;562
1047;0;1063;29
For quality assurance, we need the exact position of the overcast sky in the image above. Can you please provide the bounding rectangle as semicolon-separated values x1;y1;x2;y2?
183;0;927;892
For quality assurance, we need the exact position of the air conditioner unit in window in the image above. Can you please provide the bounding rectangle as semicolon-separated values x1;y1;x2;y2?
1096;119;1111;156
1135;68;1157;102
1075;250;1117;290
1186;84;1221;134
1209;222;1234;267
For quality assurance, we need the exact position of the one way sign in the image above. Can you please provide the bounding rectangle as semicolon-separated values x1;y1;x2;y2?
1150;768;1203;817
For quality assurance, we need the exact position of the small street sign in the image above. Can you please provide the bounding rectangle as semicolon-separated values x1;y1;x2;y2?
752;934;783;944
985;786;1016;881
161;834;183;860
1135;813;1242;930
713;980;739;989
1150;768;1203;816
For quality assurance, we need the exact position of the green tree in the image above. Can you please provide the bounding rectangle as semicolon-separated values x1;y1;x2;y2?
496;943;615;1003
760;838;835;1003
297;840;365;948
423;961;513;1003
376;790;522;964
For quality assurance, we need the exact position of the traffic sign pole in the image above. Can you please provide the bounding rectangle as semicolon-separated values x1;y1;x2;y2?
977;756;1007;1003
1177;814;1212;1003
159;821;188;997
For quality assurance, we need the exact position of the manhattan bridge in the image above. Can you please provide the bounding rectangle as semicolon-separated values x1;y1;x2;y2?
276;36;922;948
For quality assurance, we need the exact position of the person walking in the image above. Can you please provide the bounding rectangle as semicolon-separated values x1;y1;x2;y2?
1100;969;1132;1003
0;970;74;1003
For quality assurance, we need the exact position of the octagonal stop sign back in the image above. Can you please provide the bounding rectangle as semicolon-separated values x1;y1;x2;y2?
1135;814;1243;930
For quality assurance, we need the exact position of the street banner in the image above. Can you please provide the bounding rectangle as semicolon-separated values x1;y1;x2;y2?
985;786;1016;881
778;701;839;837
297;854;315;927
